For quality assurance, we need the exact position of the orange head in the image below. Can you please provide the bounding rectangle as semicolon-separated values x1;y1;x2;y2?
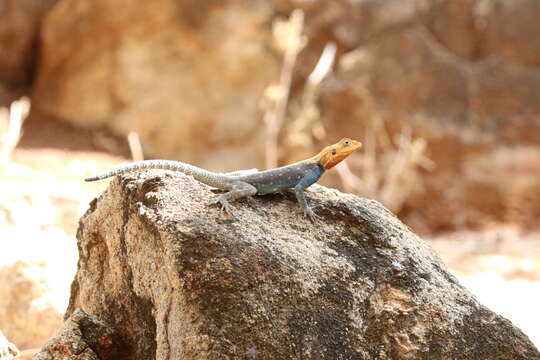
312;138;362;170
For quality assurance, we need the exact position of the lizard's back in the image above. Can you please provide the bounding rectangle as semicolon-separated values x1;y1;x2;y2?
237;161;324;195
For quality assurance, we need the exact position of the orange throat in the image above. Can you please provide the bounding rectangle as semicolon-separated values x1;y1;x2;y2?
323;153;351;170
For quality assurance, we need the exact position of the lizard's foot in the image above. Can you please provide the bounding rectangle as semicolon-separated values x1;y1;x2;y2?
303;207;320;222
212;195;235;216
244;196;257;205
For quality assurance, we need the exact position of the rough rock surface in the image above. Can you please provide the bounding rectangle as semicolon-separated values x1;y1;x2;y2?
32;309;122;360
32;0;277;168
60;171;539;359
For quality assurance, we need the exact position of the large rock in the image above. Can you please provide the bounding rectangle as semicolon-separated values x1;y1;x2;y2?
474;0;540;67
32;0;278;168
55;171;539;359
324;26;540;141
0;0;57;86
32;309;122;360
275;0;540;66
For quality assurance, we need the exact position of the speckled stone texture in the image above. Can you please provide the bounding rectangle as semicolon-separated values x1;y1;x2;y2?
60;171;539;359
32;309;123;360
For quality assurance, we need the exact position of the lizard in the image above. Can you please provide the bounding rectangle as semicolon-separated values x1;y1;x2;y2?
85;138;362;220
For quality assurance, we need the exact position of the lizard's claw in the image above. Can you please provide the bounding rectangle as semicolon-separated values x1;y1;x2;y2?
212;195;235;216
303;207;320;222
244;196;257;205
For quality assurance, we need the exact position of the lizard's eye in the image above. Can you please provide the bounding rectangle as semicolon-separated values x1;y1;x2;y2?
332;149;337;155
344;140;350;146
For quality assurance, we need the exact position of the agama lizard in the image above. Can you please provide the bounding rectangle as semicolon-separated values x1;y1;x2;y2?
85;138;362;220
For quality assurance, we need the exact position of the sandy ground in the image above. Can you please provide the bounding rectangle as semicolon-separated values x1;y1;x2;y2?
0;147;538;352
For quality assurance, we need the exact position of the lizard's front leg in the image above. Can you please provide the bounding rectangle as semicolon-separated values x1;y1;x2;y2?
292;168;323;221
214;182;257;215
293;186;319;221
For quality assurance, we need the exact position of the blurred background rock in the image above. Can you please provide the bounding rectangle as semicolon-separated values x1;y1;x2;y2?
0;0;539;355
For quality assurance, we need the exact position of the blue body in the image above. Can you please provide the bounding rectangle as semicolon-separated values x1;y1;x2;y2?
239;161;325;194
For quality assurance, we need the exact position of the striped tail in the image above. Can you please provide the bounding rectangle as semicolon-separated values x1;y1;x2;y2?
84;160;235;189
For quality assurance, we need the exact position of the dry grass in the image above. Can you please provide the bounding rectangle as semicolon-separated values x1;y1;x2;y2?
127;131;144;161
262;9;306;169
287;42;337;148
332;48;434;212
263;10;432;214
350;119;434;213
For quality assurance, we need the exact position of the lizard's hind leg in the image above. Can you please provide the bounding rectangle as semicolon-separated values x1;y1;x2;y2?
213;182;257;215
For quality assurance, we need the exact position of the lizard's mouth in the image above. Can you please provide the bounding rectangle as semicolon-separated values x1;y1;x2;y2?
323;141;362;169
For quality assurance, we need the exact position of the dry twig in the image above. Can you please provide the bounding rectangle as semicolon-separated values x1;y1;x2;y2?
263;9;306;169
288;42;336;148
127;131;144;162
260;14;431;214
0;97;30;166
332;51;433;212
